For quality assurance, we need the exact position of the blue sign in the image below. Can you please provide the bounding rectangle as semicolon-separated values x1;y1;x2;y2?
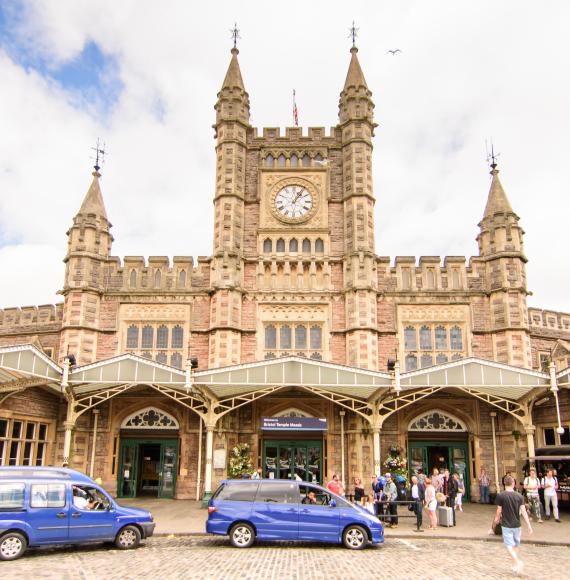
261;417;328;431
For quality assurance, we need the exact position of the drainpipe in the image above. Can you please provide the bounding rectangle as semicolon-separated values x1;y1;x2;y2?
489;412;500;493
89;410;100;478
196;416;203;501
339;411;346;486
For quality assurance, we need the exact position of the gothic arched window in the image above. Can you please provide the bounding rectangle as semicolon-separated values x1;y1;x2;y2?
265;325;277;349
290;154;298;167
436;353;448;364
404;326;417;350
435;326;447;350
278;154;286;167
295;325;307;349
178;270;186;288
427;269;435;289
302;154;311;167
421;354;433;368
310;325;322;349
141;325;154;349
170;352;182;368
276;238;285;252
156;325;168;349
420;326;432;350
171;325;184;349
315;153;323;162
302;238;311;253
129;270;137;288
263;238;272;253
289;239;298;252
280;325;292;349
156;352;167;364
315;238;324;253
142;351;152;360
450;326;463;350
126;325;139;349
265;154;274;167
154;269;161;288
405;354;418;371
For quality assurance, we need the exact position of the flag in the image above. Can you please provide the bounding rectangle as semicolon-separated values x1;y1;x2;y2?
293;90;298;126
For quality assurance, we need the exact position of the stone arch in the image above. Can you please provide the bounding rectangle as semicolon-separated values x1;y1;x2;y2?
273;407;314;418
111;399;184;434
263;399;322;419
121;406;180;429
399;399;476;434
407;408;467;432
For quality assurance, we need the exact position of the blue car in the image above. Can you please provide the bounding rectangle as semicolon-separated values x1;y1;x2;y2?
207;479;384;549
0;466;155;560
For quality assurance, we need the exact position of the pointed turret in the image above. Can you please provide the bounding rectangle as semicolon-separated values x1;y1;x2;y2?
339;46;374;125
477;161;523;257
214;47;250;127
78;169;108;220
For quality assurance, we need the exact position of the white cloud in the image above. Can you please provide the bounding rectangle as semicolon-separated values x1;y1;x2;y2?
0;0;569;312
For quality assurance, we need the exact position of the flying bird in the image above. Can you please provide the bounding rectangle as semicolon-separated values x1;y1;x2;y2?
386;49;402;55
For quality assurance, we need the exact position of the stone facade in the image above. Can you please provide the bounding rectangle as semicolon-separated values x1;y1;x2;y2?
1;44;569;499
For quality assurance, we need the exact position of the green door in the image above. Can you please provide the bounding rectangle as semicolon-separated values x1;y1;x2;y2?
118;438;179;498
118;440;139;498
263;440;322;483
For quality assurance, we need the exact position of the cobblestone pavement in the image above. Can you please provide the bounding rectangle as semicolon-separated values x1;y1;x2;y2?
3;536;569;580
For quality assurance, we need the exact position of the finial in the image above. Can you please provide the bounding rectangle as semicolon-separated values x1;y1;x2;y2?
349;21;359;49
230;22;240;51
91;139;106;174
485;139;500;173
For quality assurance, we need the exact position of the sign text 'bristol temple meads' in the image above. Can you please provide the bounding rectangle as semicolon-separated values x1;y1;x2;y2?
1;41;569;500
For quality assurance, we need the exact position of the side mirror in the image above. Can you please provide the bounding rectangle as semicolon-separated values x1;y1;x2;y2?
330;499;337;508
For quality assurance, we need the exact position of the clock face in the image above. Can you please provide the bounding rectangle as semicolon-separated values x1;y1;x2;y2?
274;185;313;220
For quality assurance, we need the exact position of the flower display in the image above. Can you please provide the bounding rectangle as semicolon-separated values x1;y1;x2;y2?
227;443;253;478
382;445;408;479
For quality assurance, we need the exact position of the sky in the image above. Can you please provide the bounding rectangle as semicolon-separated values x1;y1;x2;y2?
0;0;569;312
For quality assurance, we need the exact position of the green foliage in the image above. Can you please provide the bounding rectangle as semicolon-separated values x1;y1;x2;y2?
227;443;253;478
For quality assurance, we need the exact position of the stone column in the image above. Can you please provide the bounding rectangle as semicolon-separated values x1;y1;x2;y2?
525;425;536;469
204;424;215;495
372;427;381;476
62;421;75;467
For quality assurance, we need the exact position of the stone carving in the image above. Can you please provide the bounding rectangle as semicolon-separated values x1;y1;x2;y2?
274;408;313;418
122;407;179;429
399;304;469;323
408;409;466;432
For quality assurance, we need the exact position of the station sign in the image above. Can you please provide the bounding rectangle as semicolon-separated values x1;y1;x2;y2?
261;417;328;431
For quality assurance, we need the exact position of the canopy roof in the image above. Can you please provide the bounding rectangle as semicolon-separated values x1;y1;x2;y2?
0;344;558;406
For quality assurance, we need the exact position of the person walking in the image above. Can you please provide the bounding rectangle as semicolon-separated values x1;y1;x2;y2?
542;469;560;522
424;477;438;530
326;473;345;497
384;474;399;528
456;475;465;512
479;467;490;503
494;474;533;574
353;477;365;505
411;475;425;531
523;468;543;523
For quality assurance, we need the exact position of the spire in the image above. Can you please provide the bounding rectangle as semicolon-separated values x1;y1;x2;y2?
482;163;514;219
343;46;368;91
78;169;108;220
221;47;245;91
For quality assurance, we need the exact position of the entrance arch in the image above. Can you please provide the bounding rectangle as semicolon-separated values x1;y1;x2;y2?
118;406;180;499
407;408;471;499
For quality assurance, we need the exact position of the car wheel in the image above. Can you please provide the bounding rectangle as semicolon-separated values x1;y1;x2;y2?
115;525;141;550
0;532;27;561
229;523;255;548
343;525;368;550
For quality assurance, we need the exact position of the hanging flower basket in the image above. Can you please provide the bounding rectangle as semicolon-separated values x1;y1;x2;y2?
382;445;408;479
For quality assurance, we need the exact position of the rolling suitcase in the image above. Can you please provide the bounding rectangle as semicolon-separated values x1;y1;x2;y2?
437;505;453;527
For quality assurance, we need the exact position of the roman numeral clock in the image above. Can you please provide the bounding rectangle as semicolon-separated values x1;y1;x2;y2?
269;178;319;224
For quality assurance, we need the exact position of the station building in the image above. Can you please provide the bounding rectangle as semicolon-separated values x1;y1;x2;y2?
1;43;569;500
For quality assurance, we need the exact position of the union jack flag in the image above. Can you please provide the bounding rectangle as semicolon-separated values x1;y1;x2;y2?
293;90;299;126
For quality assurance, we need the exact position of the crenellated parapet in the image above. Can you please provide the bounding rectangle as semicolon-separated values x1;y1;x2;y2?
528;307;570;335
103;255;211;293
0;304;63;333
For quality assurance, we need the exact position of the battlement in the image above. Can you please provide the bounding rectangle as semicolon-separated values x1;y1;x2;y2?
250;126;341;143
528;307;570;333
0;303;63;331
104;255;211;292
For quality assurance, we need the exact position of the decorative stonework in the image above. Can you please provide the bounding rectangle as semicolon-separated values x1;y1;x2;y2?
274;408;313;418
122;407;179;429
399;304;470;323
121;304;191;321
408;409;467;432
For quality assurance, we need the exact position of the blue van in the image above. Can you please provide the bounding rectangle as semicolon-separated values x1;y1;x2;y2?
207;479;384;549
0;466;155;560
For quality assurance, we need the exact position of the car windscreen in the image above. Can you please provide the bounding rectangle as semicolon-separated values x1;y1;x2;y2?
214;482;260;502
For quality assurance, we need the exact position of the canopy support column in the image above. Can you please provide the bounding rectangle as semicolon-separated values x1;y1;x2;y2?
549;362;565;436
372;427;381;476
525;425;536;469
203;414;219;500
61;358;77;467
489;412;501;493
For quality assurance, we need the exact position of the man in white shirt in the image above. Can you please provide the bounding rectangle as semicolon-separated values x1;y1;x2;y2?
542;469;560;522
523;468;543;523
